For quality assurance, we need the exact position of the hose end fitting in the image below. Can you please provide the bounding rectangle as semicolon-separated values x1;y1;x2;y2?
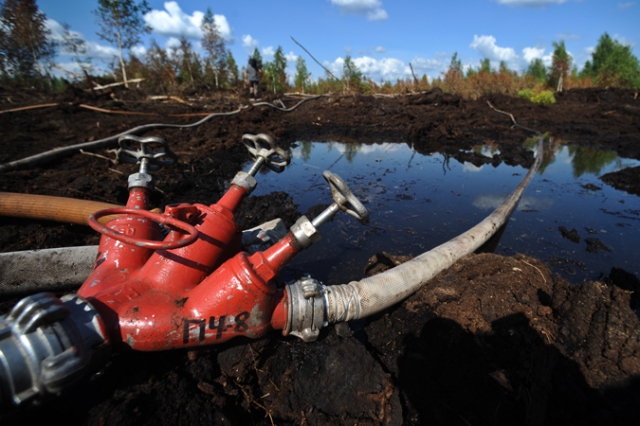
285;277;327;342
0;293;109;408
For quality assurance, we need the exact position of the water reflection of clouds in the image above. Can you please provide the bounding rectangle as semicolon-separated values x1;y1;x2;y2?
462;162;483;172
290;142;406;160
473;194;553;211
334;143;405;155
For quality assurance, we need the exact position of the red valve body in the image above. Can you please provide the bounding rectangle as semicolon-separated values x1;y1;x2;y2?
79;183;295;351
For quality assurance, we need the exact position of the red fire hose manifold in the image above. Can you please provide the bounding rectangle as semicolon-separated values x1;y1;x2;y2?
0;133;369;407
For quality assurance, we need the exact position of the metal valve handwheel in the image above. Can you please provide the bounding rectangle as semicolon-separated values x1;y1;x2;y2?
242;133;290;173
117;135;178;171
322;171;370;225
88;208;199;250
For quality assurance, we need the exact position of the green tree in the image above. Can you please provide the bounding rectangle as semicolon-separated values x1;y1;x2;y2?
266;46;287;93
0;0;55;82
342;55;362;92
294;56;311;93
478;58;492;74
549;40;571;91
449;51;462;77
526;58;547;83
226;50;238;86
583;33;640;88
93;0;151;88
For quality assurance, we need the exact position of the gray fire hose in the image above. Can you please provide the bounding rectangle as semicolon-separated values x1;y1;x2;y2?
283;134;544;340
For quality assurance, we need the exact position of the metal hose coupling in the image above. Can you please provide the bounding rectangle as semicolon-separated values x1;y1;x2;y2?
0;292;109;408
284;276;328;342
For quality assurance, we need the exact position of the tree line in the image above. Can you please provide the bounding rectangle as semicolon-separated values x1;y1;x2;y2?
1;0;639;97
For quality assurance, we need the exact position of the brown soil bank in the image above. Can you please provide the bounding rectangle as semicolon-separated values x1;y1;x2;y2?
0;87;639;424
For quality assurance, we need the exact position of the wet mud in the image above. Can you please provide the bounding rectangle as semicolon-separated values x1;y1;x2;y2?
1;86;639;425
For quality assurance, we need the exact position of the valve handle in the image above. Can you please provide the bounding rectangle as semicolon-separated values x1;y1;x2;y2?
242;133;290;174
322;171;370;225
88;208;198;250
117;135;178;171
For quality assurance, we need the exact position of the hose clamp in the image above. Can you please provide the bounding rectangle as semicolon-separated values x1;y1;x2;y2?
285;276;327;342
0;293;109;407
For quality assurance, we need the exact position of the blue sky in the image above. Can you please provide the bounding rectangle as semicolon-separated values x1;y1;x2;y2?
39;0;640;83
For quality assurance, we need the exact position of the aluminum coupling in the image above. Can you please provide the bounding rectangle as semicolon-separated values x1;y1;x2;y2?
285;276;328;342
0;292;109;407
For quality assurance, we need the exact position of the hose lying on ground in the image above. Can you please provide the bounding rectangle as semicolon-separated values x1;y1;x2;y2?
0;96;321;173
324;109;544;323
0;192;126;225
0;246;99;296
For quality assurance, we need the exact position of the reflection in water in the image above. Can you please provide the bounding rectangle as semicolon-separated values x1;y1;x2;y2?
472;195;554;211
530;139;622;178
568;146;619;177
248;141;640;286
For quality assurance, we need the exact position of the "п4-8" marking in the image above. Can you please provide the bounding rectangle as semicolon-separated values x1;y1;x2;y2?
183;312;250;344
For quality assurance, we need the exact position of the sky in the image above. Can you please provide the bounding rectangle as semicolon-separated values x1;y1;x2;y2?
37;0;640;83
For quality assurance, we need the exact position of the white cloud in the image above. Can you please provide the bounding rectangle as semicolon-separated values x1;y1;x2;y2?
470;35;518;63
330;0;389;21
522;46;545;62
324;55;411;82
131;45;147;57
86;41;119;60
374;46;386;53
618;2;635;9
411;54;448;74
262;46;275;60
355;56;406;81
495;0;568;6
144;1;232;41
45;19;67;42
469;35;562;71
285;52;298;62
165;37;181;50
242;34;259;55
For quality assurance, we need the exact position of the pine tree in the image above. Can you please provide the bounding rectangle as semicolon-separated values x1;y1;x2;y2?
583;33;640;88
0;0;55;82
93;0;151;88
478;58;492;74
449;52;463;77
226;50;239;86
526;58;547;83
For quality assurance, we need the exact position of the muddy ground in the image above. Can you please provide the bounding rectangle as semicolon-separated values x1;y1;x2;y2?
1;86;640;425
